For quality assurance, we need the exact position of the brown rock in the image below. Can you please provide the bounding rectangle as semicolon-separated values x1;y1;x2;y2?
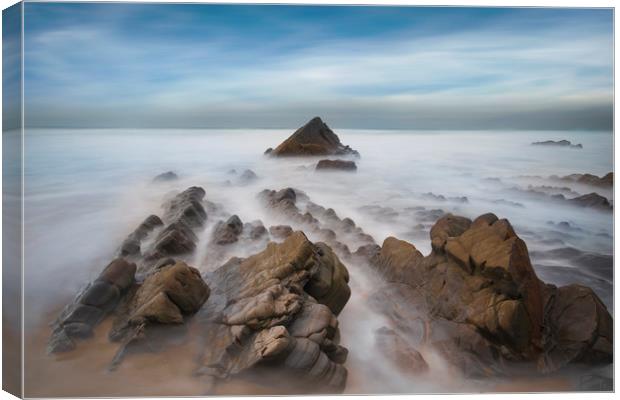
269;117;359;157
197;231;351;392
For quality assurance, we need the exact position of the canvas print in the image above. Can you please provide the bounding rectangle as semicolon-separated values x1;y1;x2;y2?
2;2;614;397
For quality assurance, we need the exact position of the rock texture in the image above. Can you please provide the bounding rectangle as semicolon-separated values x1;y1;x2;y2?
532;140;582;149
110;261;210;341
316;159;357;171
197;231;351;392
268;117;359;157
48;259;137;353
49;186;211;365
142;186;208;268
365;213;612;376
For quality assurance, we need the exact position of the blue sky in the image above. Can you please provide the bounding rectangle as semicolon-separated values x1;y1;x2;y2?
22;4;613;129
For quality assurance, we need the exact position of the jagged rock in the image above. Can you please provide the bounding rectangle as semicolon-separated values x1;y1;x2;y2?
268;117;359;157
212;215;244;245
553;172;613;188
371;237;424;283
153;171;179;182
110;261;209;341
163;186;207;228
118;215;164;257
197;232;351;392
315;159;357;171
429;213;471;252
143;187;207;265
48;259;137;353
366;213;613;375
532;140;582;149
567;193;612;211
269;225;293;239
375;327;428;376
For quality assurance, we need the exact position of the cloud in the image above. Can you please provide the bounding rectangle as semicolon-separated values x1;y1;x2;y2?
23;5;613;130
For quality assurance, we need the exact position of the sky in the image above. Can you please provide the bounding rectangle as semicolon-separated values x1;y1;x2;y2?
19;3;614;130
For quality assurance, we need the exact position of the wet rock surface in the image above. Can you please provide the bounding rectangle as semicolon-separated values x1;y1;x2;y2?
268;117;359;157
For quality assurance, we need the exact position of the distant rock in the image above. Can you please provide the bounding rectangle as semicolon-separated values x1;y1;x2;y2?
268;117;359;157
532;140;582;149
48;259;137;353
239;169;258;183
552;172;613;188
568;192;612;211
315;159;357;171
152;171;179;182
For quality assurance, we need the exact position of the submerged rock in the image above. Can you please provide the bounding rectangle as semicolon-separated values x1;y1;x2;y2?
239;169;258;184
197;231;351;392
375;327;428;376
268;117;359;157
315;159;357;171
153;171;179;182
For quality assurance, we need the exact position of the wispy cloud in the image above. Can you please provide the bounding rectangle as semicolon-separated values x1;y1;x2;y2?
23;4;613;130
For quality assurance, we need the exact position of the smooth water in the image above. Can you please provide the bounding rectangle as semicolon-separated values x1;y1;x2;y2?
22;128;613;395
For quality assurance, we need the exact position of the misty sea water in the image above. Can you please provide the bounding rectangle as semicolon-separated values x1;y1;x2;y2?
21;128;613;395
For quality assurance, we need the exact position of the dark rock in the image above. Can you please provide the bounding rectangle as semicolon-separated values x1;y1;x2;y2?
553;172;613;188
568;193;612;211
48;258;137;353
315;159;357;171
532;140;582;149
118;215;164;257
269;117;359;157
153;171;179;182
211;215;244;245
247;221;267;240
